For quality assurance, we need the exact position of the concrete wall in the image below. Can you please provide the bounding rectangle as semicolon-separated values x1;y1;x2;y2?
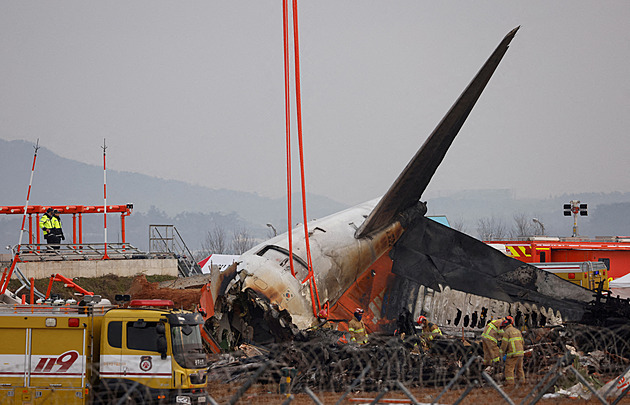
17;258;179;279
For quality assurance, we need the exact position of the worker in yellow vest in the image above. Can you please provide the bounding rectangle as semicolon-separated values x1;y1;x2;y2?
481;317;505;366
39;208;58;248
500;316;525;385
51;210;64;242
48;210;65;250
348;308;368;345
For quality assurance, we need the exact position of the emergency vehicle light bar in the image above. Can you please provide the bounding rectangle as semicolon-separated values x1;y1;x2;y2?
129;299;174;308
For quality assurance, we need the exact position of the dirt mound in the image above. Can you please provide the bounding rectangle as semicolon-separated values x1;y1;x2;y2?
127;275;201;311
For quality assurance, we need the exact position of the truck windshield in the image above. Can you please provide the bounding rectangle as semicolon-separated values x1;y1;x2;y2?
169;314;206;369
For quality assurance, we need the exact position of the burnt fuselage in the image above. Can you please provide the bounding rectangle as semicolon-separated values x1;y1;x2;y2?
220;199;403;329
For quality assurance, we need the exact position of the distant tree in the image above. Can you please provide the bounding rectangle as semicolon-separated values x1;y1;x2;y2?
449;216;468;233
511;213;535;238
232;227;255;255
477;216;507;240
201;225;229;255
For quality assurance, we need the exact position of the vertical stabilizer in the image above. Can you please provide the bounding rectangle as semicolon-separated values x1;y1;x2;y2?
356;27;519;238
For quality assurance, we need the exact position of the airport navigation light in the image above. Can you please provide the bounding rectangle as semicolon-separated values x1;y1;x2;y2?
532;218;545;236
563;200;587;237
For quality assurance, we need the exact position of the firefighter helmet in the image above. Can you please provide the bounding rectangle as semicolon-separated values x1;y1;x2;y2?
417;315;427;325
318;309;328;318
501;316;514;327
354;308;364;316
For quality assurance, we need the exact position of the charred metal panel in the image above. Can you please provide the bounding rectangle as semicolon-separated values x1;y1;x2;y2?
388;216;593;322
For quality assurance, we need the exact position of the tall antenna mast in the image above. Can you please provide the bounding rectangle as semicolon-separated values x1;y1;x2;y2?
102;139;109;259
18;139;40;248
1;139;40;295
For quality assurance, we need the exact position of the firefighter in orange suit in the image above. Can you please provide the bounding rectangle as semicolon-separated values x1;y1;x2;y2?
311;309;334;330
481;317;505;366
500;316;525;385
348;308;368;345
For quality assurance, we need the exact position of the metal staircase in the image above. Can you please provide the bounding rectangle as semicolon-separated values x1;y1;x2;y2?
148;225;202;277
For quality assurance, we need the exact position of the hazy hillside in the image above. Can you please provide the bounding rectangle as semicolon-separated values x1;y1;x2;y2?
2;138;630;254
425;189;630;238
0;138;348;251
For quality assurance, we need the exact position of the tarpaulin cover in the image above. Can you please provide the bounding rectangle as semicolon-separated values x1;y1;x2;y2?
198;254;239;274
610;273;630;299
387;216;593;321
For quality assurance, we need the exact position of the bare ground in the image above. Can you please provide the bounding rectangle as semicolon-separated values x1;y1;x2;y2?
207;382;630;404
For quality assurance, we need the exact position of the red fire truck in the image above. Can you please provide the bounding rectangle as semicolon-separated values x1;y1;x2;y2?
486;236;630;280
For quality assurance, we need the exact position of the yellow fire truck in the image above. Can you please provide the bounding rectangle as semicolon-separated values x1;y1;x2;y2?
532;261;610;290
0;298;208;404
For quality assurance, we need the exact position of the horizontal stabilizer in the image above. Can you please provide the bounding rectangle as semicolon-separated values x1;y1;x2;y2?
356;27;519;238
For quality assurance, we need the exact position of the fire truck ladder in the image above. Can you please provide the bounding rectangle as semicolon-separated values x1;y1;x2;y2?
149;225;202;277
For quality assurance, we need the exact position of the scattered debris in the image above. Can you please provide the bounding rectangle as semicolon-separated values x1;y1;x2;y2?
542;382;592;400
205;323;630;395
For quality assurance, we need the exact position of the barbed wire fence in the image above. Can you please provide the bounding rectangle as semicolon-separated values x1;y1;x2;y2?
206;324;630;405
30;323;625;403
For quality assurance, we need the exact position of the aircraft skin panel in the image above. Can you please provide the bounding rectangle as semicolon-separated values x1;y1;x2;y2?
327;253;396;334
355;26;520;239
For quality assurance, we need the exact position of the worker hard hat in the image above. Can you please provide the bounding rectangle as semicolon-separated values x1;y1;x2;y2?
501;316;514;327
417;315;427;325
318;309;328;318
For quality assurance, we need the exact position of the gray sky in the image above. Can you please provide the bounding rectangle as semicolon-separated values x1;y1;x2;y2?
2;1;629;206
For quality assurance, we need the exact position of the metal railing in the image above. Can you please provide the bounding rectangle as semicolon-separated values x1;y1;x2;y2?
149;225;202;277
12;243;145;261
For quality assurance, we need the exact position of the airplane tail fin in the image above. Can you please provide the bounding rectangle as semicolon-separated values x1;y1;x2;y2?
355;27;519;238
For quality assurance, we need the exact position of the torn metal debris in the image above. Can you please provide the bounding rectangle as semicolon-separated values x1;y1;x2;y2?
206;324;630;397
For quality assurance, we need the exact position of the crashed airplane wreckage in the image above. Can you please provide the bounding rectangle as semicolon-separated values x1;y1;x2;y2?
203;27;601;347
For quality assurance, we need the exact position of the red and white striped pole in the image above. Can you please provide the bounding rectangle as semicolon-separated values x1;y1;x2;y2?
102;139;109;259
1;139;39;294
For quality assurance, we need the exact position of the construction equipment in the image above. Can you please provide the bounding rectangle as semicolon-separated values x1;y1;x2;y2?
0;298;208;404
